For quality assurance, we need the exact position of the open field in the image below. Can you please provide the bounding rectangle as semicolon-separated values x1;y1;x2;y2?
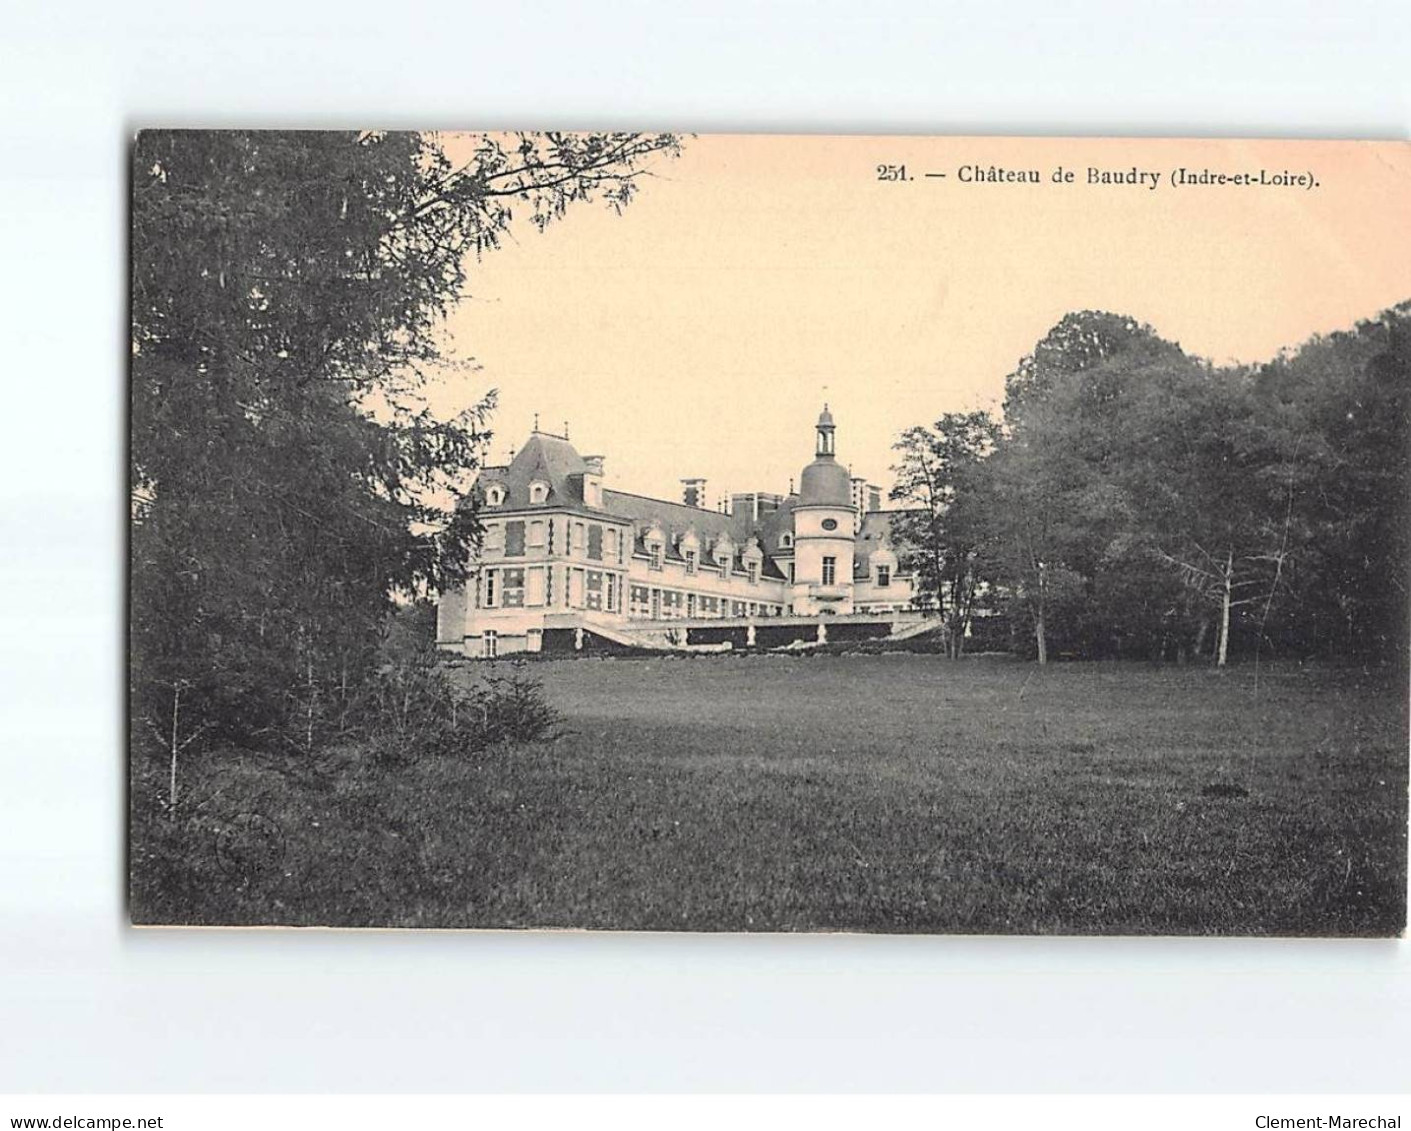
131;655;1408;935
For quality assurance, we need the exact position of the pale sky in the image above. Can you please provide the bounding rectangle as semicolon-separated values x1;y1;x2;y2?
429;135;1411;505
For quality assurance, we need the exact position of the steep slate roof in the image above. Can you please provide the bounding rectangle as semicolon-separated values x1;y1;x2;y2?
753;494;799;554
602;488;737;545
472;431;590;512
853;509;912;579
603;487;789;579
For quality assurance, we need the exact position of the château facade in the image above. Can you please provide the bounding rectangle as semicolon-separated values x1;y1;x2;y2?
436;408;921;657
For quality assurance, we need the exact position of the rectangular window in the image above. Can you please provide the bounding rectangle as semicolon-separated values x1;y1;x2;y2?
605;528;616;560
528;520;546;549
505;521;526;557
649;543;663;571
588;525;603;561
687;593;696;617
484;569;497;608
685;549;697;575
732;600;746;617
502;568;525;607
788;562;795;584
482;524;502;554
483;630;497;659
568;568;584;608
526;566;546;606
877;565;891;588
822;556;836;586
606;574;618;613
573;522;585;556
630;584;650;618
747;562;759;585
586;570;604;611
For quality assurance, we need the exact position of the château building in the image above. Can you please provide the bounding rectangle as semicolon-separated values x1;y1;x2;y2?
436;408;922;657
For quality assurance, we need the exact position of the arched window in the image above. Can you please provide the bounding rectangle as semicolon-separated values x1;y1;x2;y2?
780;533;793;549
485;484;506;507
529;480;549;505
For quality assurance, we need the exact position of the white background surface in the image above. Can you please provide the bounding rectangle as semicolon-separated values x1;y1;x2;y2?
1;0;1408;1093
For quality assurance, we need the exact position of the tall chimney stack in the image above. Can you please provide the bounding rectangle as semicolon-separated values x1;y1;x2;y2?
681;477;707;508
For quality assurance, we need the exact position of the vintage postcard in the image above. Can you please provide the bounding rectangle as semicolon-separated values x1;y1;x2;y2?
129;132;1410;934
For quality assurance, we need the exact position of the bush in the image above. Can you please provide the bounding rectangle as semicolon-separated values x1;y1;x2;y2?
347;651;562;761
467;661;565;748
129;650;564;924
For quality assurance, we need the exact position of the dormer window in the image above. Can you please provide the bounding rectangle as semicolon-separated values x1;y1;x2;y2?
780;533;793;549
877;564;891;588
529;480;549;505
484;484;506;507
645;523;666;571
747;562;759;585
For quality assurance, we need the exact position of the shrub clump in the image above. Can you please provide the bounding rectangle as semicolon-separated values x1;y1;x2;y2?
129;648;564;925
355;651;564;761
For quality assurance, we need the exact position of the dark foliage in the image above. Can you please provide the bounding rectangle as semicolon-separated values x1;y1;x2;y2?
891;304;1411;666
130;655;563;921
129;130;679;767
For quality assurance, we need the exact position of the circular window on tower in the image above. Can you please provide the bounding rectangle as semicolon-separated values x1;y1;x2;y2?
821;518;838;531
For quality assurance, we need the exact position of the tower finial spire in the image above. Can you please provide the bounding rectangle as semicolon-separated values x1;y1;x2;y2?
533;412;540;432
816;403;836;456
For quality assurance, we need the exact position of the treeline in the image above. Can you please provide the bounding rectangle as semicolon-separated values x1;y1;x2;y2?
890;307;1410;665
130;130;680;792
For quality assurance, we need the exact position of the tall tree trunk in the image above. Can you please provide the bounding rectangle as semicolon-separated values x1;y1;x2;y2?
1034;560;1048;665
1217;548;1232;668
168;682;181;816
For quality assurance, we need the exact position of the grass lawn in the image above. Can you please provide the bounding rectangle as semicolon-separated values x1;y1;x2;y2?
131;655;1408;935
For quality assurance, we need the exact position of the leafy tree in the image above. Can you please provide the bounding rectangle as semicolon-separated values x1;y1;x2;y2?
1003;310;1185;426
980;407;1092;664
1125;364;1304;666
1252;305;1411;662
131;130;680;782
981;303;1408;666
983;313;1189;662
888;411;1000;657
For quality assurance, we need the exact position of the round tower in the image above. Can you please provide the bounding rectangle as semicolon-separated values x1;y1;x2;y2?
791;405;856;615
